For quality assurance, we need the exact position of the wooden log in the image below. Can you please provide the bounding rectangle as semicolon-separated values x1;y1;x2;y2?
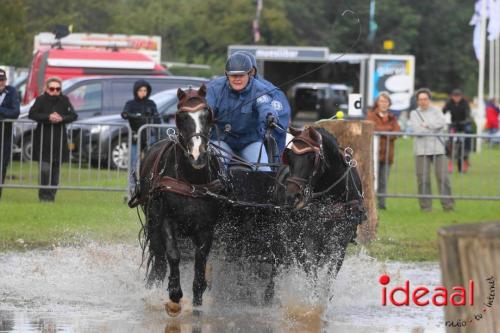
438;221;500;333
314;119;377;242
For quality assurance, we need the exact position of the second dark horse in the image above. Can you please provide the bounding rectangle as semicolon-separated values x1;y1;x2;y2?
280;126;366;279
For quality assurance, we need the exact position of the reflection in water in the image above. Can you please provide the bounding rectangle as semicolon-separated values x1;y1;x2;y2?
0;244;444;332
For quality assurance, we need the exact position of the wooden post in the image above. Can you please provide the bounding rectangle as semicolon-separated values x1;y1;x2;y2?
314;120;377;242
438;221;500;332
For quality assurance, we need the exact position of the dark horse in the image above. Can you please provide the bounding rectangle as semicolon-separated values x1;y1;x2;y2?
280;126;366;279
130;85;222;316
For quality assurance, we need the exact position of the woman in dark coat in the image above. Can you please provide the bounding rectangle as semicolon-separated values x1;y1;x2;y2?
28;77;77;201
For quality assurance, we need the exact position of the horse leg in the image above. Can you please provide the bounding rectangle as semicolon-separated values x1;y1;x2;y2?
145;199;168;288
162;219;183;316
263;262;278;305
191;229;214;307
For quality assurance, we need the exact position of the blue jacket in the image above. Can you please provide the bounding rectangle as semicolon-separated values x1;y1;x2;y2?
255;74;291;154
207;77;279;152
0;86;20;144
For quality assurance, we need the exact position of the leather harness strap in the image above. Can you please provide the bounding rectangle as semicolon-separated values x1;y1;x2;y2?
154;176;223;198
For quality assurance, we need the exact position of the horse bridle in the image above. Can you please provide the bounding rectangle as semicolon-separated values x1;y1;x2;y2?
282;134;324;195
176;100;214;152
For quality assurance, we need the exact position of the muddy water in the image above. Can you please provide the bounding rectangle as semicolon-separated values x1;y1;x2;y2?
0;244;444;332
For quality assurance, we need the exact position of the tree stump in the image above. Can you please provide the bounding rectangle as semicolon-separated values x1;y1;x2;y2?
314;120;377;242
438;221;500;332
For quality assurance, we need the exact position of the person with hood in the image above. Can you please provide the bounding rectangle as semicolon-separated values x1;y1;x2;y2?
206;53;280;170
0;69;20;200
121;79;161;194
28;77;77;202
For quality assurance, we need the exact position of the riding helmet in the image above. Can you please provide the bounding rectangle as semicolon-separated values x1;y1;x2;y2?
234;51;257;73
225;53;252;75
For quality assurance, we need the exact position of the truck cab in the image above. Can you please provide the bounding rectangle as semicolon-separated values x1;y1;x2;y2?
23;48;167;104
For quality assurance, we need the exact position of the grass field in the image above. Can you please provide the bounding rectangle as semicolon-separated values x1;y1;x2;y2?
1;139;499;261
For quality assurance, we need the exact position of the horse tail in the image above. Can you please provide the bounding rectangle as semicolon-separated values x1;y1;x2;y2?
139;194;168;287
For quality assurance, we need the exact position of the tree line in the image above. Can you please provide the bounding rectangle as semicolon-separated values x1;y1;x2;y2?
0;0;478;95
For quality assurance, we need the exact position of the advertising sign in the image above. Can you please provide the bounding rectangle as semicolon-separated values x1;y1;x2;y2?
369;56;415;115
348;93;363;117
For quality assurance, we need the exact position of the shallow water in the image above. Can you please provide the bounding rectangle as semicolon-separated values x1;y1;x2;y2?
0;244;445;332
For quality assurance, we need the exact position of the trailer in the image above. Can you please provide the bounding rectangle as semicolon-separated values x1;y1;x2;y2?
228;45;415;118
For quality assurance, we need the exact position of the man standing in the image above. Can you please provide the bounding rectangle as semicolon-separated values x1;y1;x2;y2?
442;89;472;173
0;69;20;200
410;88;454;212
29;77;77;202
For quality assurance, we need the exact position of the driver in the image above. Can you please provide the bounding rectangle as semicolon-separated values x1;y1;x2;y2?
236;51;291;157
206;53;281;170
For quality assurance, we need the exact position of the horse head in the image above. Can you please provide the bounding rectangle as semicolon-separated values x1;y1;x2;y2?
282;126;324;209
176;84;214;169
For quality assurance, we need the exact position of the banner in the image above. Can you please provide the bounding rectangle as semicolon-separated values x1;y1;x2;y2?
488;0;500;40
371;59;413;115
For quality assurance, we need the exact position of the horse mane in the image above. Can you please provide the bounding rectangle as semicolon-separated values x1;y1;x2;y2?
177;86;207;109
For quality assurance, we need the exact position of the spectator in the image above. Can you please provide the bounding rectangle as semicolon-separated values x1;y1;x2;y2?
121;80;160;195
409;88;454;212
367;92;401;210
28;77;77;202
0;69;20;200
485;98;499;136
442;89;472;173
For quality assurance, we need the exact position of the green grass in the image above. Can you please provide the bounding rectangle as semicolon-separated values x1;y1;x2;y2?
3;160;127;189
363;138;500;261
363;199;500;261
0;188;138;251
0;139;499;261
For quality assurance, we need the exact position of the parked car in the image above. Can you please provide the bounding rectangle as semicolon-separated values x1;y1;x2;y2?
13;76;208;161
68;88;195;169
289;82;351;120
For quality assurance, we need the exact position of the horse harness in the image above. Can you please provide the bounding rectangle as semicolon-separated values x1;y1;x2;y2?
282;132;324;193
282;131;364;206
128;98;222;207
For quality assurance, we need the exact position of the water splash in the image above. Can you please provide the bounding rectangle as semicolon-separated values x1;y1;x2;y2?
0;243;444;332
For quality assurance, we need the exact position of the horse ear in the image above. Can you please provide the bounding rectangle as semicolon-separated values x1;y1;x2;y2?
177;88;186;101
198;84;207;97
308;127;322;145
289;126;303;137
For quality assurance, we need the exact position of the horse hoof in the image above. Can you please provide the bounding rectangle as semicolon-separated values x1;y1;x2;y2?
165;300;182;317
205;264;213;290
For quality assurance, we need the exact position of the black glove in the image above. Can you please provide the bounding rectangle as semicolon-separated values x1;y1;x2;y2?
266;113;277;128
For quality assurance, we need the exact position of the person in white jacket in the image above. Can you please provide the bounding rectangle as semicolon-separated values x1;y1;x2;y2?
409;88;454;212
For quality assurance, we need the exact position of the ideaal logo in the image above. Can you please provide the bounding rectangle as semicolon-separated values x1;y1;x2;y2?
379;274;496;328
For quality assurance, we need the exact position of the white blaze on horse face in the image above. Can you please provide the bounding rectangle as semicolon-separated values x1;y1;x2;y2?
187;110;203;160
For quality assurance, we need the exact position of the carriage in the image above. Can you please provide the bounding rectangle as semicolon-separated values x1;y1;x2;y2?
128;86;366;316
